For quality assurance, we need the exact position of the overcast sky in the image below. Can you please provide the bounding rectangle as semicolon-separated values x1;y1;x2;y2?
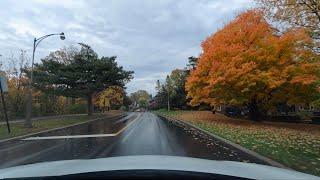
0;0;252;95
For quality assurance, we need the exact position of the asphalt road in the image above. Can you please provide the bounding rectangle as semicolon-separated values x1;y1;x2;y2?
0;112;268;169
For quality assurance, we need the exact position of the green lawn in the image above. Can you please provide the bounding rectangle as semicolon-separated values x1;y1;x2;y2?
155;110;320;177
0;115;103;140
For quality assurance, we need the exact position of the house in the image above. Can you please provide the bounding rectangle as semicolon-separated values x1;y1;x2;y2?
271;103;319;116
214;102;320;118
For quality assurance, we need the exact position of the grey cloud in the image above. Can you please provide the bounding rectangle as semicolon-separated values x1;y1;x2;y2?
0;0;252;94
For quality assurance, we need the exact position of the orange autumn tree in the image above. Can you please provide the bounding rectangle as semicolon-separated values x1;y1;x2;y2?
186;10;320;121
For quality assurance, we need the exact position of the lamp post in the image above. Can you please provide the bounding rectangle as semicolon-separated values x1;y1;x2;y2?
24;32;65;128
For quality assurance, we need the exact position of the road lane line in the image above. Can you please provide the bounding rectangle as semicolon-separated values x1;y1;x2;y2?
22;134;116;140
22;113;141;141
114;113;141;136
120;117;140;143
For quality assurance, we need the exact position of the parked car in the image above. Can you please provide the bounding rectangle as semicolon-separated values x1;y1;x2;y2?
224;106;242;117
311;111;320;124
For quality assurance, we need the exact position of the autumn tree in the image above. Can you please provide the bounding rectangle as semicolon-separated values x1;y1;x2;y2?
95;86;124;112
0;50;30;119
186;10;320;121
6;51;29;117
257;0;320;52
130;90;151;109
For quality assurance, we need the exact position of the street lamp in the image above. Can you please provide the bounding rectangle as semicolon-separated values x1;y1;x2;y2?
24;32;65;128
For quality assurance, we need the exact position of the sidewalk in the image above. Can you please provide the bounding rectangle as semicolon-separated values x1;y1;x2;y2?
0;114;87;125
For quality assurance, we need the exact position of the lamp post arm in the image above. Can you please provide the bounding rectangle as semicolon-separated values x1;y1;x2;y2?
35;33;61;49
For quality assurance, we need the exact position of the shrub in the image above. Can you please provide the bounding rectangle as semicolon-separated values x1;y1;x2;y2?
68;104;87;114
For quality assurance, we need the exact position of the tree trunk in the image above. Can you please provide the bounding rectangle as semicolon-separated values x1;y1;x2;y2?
24;90;33;128
248;98;260;121
87;95;93;116
71;98;75;105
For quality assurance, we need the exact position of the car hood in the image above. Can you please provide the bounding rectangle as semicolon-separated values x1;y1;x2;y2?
0;155;318;179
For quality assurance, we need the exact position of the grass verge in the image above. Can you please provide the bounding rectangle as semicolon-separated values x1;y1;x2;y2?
0;111;122;140
155;110;320;177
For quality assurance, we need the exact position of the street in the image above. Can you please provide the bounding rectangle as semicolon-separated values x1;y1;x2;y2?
0;112;268;168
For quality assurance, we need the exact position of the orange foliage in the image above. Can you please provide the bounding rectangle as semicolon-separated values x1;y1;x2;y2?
186;10;320;108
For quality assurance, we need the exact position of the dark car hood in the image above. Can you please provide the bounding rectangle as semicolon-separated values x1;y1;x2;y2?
0;155;318;179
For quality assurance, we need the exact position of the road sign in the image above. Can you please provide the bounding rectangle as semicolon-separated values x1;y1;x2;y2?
0;71;8;92
0;70;10;133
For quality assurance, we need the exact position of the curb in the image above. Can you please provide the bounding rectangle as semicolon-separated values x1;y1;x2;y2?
156;113;289;169
0;113;126;144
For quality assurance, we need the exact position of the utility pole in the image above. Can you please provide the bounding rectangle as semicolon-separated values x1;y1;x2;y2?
165;75;171;111
167;80;170;111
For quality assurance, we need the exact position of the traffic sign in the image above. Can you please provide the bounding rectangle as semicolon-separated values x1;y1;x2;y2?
0;71;8;92
0;70;10;133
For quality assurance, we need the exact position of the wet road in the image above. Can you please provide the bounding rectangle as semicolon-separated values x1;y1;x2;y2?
0;112;267;168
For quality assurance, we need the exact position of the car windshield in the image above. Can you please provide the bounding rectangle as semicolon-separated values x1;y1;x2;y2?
0;0;319;178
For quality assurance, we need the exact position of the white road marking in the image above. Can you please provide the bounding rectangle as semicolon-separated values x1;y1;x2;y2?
22;134;116;140
22;113;141;141
121;120;138;143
